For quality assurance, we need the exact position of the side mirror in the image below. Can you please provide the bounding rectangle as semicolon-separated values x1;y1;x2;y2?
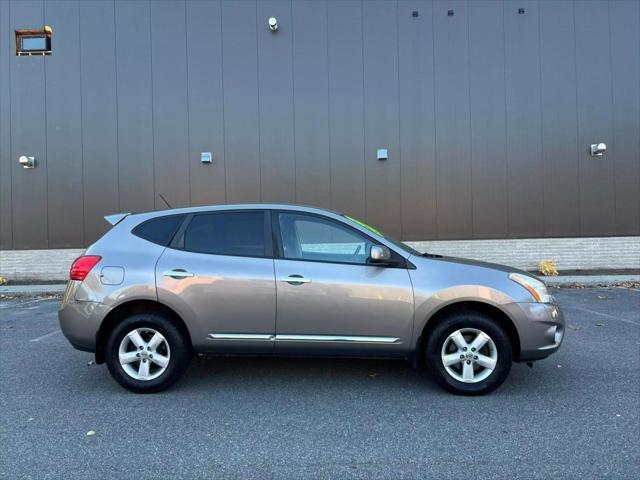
369;245;391;264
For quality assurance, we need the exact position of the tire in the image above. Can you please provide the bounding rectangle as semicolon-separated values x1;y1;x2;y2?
425;311;512;396
105;312;191;393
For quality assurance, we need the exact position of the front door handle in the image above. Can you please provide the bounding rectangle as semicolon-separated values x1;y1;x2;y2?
280;274;312;285
163;269;194;279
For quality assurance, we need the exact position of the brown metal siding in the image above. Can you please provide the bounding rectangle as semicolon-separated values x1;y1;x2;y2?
0;0;638;249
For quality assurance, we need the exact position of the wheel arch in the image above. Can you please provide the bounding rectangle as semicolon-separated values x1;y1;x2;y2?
95;299;193;364
417;301;521;365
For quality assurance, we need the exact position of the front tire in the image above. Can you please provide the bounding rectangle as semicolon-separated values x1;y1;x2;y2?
105;312;191;393
425;311;512;395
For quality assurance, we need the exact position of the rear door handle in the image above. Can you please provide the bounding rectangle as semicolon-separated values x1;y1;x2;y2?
280;274;312;285
163;269;194;279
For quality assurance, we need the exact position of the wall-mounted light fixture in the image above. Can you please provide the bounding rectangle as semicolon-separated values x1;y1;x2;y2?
15;26;52;56
268;17;278;32
18;155;36;169
377;149;388;161
200;152;212;164
590;143;607;156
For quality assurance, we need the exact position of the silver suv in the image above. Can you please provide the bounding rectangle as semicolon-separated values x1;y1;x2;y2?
59;204;564;395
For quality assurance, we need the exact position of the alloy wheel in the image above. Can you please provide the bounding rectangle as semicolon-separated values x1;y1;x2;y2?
440;328;498;383
118;328;171;381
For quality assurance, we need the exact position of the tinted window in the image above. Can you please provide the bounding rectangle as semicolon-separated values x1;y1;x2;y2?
278;213;372;265
184;212;265;257
132;215;185;246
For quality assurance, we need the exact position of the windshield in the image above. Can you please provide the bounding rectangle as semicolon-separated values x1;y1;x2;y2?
341;215;423;257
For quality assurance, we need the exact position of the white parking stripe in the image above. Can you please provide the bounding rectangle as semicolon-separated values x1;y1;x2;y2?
0;298;50;309
30;330;62;342
566;306;640;326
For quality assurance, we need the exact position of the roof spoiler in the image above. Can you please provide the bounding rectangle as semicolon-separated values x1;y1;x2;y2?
104;212;131;226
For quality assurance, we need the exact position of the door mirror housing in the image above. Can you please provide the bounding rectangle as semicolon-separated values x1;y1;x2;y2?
369;245;391;264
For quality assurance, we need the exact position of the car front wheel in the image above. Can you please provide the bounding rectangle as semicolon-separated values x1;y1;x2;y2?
425;311;513;395
105;312;191;393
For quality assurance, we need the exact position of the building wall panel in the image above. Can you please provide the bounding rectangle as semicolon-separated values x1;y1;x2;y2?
79;0;119;244
2;0;639;249
0;1;13;249
44;0;84;247
292;0;331;208
363;0;401;237
575;0;615;236
150;0;189;209
10;0;48;249
257;0;295;204
114;0;155;213
610;0;640;236
539;0;580;237
186;0;226;207
433;0;472;239
504;0;544;237
398;0;436;241
221;0;261;203
468;0;508;238
327;0;365;220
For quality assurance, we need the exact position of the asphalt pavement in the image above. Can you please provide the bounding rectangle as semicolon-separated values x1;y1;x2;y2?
1;288;638;479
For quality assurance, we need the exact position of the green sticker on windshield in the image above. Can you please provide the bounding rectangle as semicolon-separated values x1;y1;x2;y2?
345;215;383;236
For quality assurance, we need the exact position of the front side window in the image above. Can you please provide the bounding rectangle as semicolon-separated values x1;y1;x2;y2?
278;213;373;265
183;212;265;257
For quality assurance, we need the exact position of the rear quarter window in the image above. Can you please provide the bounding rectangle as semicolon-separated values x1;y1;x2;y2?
132;215;185;246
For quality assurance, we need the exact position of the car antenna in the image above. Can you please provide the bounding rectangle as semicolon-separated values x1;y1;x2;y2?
158;193;173;209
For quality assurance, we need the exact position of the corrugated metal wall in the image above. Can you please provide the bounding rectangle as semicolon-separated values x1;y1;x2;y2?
0;0;638;249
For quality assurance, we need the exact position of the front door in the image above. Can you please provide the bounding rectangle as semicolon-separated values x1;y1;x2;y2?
273;212;414;356
156;210;275;353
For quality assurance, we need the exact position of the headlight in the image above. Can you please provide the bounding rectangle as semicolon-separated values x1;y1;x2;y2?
509;273;552;303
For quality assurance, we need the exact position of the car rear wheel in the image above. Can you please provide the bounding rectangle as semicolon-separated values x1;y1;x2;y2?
425;311;512;395
105;312;191;393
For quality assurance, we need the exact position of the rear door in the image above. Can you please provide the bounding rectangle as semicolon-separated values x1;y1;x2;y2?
272;211;414;356
156;210;276;353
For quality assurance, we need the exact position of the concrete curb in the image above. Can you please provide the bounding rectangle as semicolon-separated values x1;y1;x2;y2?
1;284;67;294
1;275;638;295
544;275;639;286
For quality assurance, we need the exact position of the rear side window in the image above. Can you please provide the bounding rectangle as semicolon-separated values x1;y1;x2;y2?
132;215;185;246
183;212;265;257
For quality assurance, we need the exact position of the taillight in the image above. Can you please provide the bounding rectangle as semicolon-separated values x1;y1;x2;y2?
69;255;101;281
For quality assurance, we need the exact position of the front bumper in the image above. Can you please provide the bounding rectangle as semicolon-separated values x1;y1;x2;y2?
503;301;565;361
58;282;108;352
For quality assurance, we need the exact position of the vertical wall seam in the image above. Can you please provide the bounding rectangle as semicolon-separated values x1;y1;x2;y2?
537;1;545;237
184;0;192;206
148;0;156;209
255;0;262;201
431;0;438;238
113;0;120;213
466;0;474;238
326;0;332;208
291;0;297;203
77;0;85;246
607;1;617;232
395;0;402;237
502;0;510;237
219;0;227;202
572;1;581;236
7;0;14;248
361;0;367;222
43;0;49;248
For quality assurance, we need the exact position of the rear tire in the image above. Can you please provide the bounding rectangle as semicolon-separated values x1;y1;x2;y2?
105;312;191;393
425;311;512;395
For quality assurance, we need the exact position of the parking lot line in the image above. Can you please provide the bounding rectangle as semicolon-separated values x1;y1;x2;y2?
566;306;640;326
30;330;62;342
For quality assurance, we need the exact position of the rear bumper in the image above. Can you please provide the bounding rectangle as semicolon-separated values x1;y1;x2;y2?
58;282;108;353
504;301;565;361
